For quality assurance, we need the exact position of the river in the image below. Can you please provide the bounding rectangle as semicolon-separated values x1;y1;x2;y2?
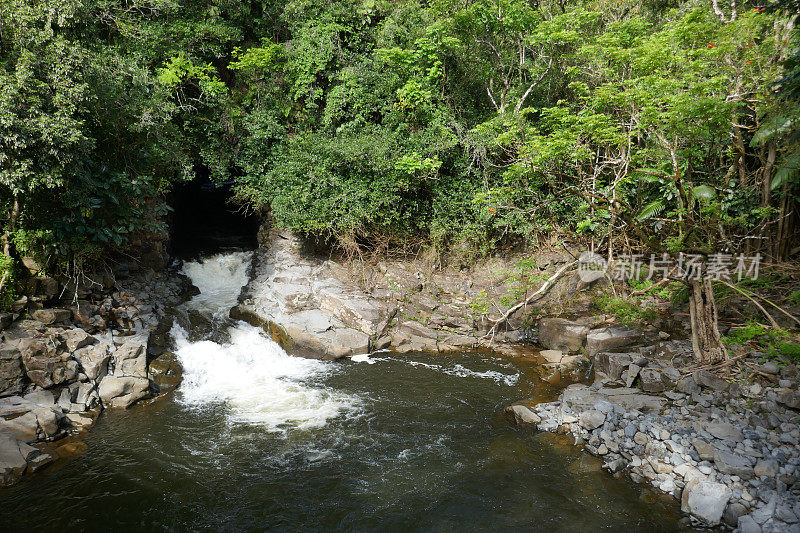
0;252;689;531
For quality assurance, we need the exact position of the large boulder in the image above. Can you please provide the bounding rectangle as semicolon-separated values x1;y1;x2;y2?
585;327;642;356
594;352;635;380
17;338;72;388
0;343;25;397
73;342;112;381
537;318;590;352
97;375;150;408
232;231;395;359
112;340;147;378
681;480;732;526
0;434;27;486
30;308;71;325
60;328;95;352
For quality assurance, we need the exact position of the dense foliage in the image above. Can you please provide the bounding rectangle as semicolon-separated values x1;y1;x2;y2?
1;0;799;296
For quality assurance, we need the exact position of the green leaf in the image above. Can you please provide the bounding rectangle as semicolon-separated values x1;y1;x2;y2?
691;185;716;200
637;199;665;220
772;149;800;191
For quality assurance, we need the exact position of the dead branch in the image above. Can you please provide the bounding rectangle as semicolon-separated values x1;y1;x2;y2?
483;260;577;342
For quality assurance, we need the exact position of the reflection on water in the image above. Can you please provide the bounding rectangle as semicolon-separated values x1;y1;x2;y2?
0;253;691;531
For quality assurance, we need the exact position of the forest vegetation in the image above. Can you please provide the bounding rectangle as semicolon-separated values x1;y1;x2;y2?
1;0;799;362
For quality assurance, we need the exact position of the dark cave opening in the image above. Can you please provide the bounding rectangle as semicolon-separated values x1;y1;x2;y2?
169;172;260;259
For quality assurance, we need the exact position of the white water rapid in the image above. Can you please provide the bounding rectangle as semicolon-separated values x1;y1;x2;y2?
171;252;359;432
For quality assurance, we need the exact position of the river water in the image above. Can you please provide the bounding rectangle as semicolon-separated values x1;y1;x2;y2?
0;252;689;531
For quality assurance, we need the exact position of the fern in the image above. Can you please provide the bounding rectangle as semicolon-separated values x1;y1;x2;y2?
637;199;666;220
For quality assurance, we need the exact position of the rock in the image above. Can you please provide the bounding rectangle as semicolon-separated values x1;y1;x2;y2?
579;410;606;430
676;375;700;395
112;340;147;378
0;411;38;442
639;368;665;393
754;459;779;478
714;449;754;480
18;338;69;388
539;349;564;363
30;308;71;325
738;515;762;533
97;375;150;408
33;407;60;439
505;405;540;425
692;439;716;461
585;327;642;356
0;433;27;486
760;361;780;375
24;390;54;407
0;312;11;330
634;431;649;445
594;352;635;380
707;422;743;442
537;318;590;352
60;328;95;352
232;231;395;360
0;343;25;397
26;452;53;473
73;342;111;381
693;370;728;392
723;502;748;528
778;390;800;410
681;480;732;526
624;364;641;387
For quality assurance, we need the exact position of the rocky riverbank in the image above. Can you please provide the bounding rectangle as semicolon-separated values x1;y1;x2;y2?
0;266;193;486
507;335;800;532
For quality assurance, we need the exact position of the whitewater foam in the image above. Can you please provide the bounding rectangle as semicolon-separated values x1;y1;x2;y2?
174;252;359;432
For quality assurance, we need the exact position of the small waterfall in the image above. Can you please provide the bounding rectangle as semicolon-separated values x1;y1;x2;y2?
172;252;359;432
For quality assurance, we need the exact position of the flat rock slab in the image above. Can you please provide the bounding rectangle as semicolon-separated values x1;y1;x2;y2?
234;231;396;359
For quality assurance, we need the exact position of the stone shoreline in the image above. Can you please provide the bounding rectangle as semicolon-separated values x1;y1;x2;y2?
508;348;800;532
1;267;193;486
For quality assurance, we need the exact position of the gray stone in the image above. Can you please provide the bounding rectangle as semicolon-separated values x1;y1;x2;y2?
723;502;748;527
640;368;665;393
739;515;762;533
625;364;641;387
97;375;149;408
579;410;606;430
18;338;69;389
778;390;800;410
24;390;54;407
0;412;38;442
33;407;60;439
537;318;589;352
112;341;147;378
708;422;743;442
60;328;95;352
681;480;732;526
30;308;71;325
585;327;642;357
0;433;27;486
594;352;635;380
676;375;700;395
692;439;716;462
231;231;395;360
505;405;540;425
0;343;25;397
755;459;780;478
693;370;728;392
714;449;754;479
73;342;111;381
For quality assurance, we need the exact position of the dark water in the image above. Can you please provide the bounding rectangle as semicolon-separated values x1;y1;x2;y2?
0;351;685;532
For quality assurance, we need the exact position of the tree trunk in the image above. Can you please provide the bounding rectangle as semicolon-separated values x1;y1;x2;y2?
2;195;19;258
688;277;728;365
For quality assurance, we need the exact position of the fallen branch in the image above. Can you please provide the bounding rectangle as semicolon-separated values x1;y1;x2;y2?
483;260;577;343
718;280;780;329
